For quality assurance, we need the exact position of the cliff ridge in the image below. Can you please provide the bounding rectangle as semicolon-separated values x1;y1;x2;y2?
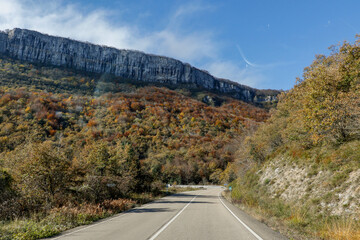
0;28;279;103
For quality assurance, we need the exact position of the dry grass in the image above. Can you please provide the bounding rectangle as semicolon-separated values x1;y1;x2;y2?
101;199;135;213
287;208;309;228
319;217;360;240
0;198;137;240
227;173;360;240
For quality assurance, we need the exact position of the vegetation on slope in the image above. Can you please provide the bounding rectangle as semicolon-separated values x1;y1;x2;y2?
0;56;269;239
230;37;360;239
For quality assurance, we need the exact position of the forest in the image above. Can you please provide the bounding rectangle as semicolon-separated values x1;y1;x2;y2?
2;36;360;239
0;56;269;239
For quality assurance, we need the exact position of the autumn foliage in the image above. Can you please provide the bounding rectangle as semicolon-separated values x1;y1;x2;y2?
0;59;269;221
236;37;360;168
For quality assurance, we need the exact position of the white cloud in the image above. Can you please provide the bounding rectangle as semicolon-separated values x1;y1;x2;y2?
0;0;263;87
0;0;217;64
173;2;214;20
0;1;141;50
145;30;217;62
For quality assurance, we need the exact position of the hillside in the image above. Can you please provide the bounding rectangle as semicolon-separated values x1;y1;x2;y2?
0;28;279;106
0;54;270;238
228;37;360;239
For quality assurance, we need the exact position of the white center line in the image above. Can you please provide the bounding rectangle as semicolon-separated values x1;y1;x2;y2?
218;191;263;240
148;194;198;240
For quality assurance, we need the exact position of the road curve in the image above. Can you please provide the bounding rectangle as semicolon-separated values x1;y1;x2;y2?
47;187;287;240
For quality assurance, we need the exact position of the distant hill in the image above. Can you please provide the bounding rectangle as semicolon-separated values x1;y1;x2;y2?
0;28;280;106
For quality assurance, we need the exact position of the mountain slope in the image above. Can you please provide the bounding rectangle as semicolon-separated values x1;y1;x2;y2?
0;28;276;239
0;53;270;239
0;28;279;104
228;37;360;239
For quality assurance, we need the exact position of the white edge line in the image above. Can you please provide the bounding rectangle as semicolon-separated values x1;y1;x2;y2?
218;191;263;240
51;217;112;240
51;209;131;240
148;194;198;240
51;196;177;240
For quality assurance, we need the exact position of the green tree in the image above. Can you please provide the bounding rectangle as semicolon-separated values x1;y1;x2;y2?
17;142;72;208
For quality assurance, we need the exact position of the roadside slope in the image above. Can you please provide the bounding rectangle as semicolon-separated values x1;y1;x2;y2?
229;36;360;239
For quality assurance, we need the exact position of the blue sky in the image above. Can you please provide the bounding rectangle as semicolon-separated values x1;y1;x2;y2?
1;0;360;90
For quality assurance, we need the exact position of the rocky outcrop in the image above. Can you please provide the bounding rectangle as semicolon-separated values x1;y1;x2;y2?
0;28;279;103
259;156;360;217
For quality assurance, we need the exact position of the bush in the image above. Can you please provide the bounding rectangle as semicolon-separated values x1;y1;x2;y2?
15;142;72;210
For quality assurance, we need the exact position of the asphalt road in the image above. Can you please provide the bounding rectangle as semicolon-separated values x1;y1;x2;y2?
48;187;287;240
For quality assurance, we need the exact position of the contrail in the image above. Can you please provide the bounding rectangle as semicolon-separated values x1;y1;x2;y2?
236;44;296;69
236;45;259;68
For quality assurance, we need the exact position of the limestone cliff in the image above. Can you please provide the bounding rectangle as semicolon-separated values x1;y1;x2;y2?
0;28;279;102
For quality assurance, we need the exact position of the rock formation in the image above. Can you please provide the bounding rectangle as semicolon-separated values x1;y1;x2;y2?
0;28;279;102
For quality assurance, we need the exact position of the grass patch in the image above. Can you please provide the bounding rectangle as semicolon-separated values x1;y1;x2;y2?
0;187;190;240
0;199;134;240
228;165;360;240
318;216;360;240
330;170;351;187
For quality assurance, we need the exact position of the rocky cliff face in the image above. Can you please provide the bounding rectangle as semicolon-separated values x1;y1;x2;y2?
0;28;279;102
